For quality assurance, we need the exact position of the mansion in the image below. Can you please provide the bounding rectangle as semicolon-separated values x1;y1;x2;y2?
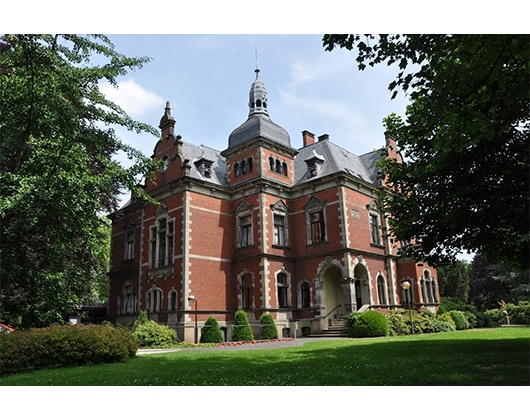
107;69;439;341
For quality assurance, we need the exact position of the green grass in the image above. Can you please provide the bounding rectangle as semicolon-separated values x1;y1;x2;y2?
1;327;528;386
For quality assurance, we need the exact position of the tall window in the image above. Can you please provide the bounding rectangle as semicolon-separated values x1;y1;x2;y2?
370;214;381;245
119;284;137;315
125;231;135;260
273;214;287;246
301;282;311;308
241;273;253;309
147;287;163;313
238;215;252;247
151;218;174;268
304;197;327;245
309;211;326;243
377;275;387;305
277;273;289;308
169;289;177;311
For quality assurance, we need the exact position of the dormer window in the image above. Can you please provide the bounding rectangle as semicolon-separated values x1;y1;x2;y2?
305;149;325;178
194;156;214;179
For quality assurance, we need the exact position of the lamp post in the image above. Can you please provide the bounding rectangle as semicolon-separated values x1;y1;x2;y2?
188;295;198;344
402;280;414;335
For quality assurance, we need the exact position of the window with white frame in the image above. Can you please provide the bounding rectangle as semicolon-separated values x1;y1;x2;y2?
271;200;289;248
150;217;174;268
377;275;387;305
304;196;327;245
300;282;311;308
240;273;253;309
146;287;163;312
125;231;135;260
277;272;290;308
118;283;137;315
169;288;178;311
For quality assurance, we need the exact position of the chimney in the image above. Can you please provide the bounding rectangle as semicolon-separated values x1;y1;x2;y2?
302;130;315;147
318;134;329;142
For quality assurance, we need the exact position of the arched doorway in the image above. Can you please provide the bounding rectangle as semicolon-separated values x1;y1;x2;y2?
353;264;370;310
322;265;345;318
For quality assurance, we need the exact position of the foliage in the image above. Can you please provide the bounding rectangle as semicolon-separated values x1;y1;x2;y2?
0;322;137;376
0;35;159;327
323;35;529;270
259;313;278;340
347;310;388;338
469;255;530;310
200;317;224;343
437;312;456;329
432;318;456;333
132;310;177;348
437;260;470;302
346;312;361;336
448;310;469;330
386;308;459;335
231;310;254;342
485;302;530;326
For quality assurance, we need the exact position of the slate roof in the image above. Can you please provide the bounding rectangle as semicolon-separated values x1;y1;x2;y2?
227;113;291;151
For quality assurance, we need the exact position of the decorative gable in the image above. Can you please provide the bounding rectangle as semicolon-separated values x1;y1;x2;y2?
270;200;289;215
303;196;326;211
235;200;254;215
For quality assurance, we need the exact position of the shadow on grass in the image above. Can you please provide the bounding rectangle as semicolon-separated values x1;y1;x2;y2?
1;328;528;386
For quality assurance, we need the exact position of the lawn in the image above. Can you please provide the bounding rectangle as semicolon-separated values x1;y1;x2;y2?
0;327;528;386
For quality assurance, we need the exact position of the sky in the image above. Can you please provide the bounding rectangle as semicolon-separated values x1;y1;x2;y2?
99;34;410;164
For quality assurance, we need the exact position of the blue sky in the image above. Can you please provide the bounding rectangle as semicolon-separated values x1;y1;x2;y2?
100;34;410;162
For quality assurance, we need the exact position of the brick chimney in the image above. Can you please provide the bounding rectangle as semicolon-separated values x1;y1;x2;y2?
318;134;329;142
302;130;315;147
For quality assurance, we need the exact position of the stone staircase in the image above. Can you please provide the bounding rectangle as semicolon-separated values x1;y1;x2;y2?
306;316;349;338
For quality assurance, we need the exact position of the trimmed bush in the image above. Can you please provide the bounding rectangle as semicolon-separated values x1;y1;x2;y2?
0;323;137;376
259;313;278;340
200;317;224;343
231;310;254;342
437;312;456;329
432;318;456;333
504;301;530;325
348;310;388;338
132;311;177;348
449;310;469;330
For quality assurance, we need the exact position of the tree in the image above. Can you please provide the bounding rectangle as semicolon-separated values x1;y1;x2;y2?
469;255;530;310
0;35;158;327
231;310;254;342
259;313;278;340
200;316;224;343
323;35;529;269
437;260;470;302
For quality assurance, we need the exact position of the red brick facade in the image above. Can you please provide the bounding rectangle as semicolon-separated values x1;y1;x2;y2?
108;75;439;341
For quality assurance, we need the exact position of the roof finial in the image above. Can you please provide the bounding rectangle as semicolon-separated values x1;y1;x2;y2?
255;44;260;78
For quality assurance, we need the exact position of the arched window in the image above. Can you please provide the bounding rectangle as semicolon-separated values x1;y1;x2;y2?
301;282;311;308
269;157;275;171
281;162;288;176
377;275;387;305
169;289;177;311
256;99;262;107
277;272;289;308
240;159;247;175
247;157;253;173
234;162;240;176
240;273;253;309
146;287;163;313
275;159;281;173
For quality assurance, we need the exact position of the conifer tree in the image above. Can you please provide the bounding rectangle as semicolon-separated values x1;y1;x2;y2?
200;317;224;343
259;313;278;340
231;310;254;342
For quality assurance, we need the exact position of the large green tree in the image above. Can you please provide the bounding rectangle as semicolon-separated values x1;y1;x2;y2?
0;35;158;327
323;35;529;269
437;260;470;302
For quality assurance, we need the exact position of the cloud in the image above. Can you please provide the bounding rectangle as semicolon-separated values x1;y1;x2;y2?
99;78;164;117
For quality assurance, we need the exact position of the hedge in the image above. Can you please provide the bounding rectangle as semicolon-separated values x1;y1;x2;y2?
259;313;278;340
200;317;225;343
231;310;254;342
348;310;388;338
132;310;178;348
0;323;137;376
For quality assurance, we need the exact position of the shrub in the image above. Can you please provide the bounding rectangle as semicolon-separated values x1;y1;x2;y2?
231;310;254;342
132;311;177;348
346;313;362;336
484;309;503;327
432;319;456;333
504;301;530;325
386;310;409;336
449;310;469;330
259;313;278;340
437;312;456;329
0;323;137;376
200;317;224;343
348;310;388;338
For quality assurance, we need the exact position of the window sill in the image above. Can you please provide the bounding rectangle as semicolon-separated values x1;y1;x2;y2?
370;243;385;249
306;241;329;248
236;245;255;251
272;244;291;250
